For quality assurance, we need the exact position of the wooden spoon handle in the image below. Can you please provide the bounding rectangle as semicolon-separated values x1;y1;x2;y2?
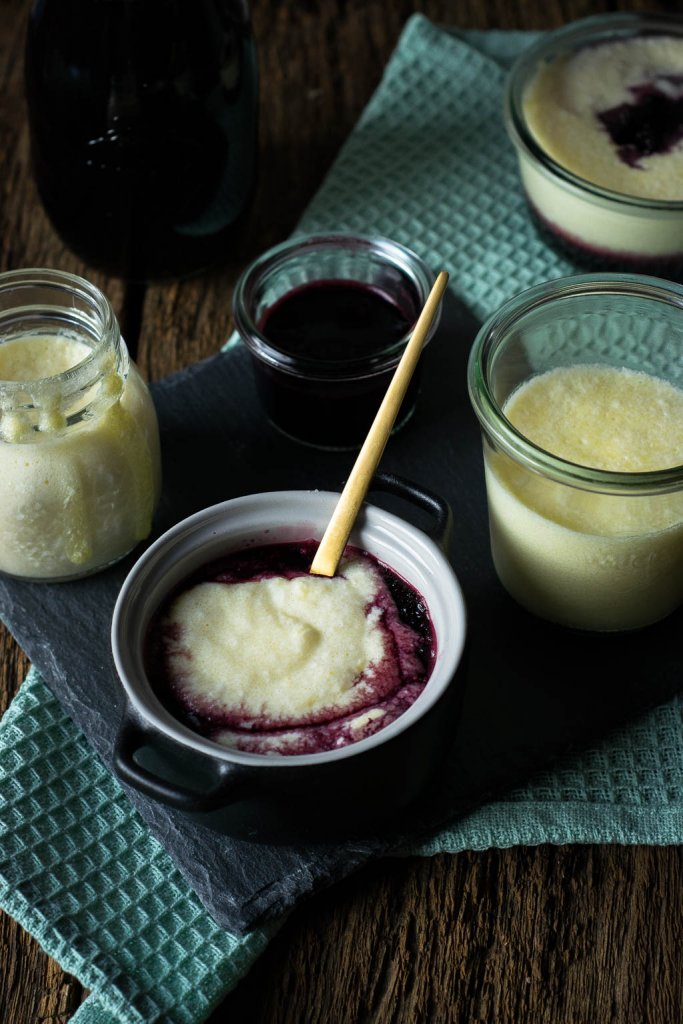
310;270;449;577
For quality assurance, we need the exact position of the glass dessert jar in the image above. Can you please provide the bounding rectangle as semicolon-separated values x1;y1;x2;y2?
505;13;683;277
468;274;683;632
232;233;439;449
0;269;161;581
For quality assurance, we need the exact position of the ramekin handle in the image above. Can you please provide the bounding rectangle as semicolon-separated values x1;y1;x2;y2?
371;471;452;549
114;714;252;812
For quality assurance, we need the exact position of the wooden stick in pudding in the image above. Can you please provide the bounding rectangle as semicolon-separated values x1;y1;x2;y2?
310;269;449;578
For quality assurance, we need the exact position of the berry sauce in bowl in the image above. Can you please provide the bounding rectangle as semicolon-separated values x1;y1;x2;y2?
233;234;439;450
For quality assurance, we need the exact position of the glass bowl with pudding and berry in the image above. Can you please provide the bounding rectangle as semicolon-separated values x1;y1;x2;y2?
505;13;683;279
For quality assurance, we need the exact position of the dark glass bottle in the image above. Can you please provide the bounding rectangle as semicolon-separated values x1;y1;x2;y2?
24;0;258;280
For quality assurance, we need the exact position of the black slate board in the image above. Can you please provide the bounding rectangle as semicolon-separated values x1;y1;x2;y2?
2;291;682;933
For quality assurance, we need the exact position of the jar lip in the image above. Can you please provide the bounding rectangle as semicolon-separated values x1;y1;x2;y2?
0;267;121;395
504;11;683;212
467;272;683;494
232;232;439;380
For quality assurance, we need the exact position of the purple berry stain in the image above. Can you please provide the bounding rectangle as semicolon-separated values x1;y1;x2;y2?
144;541;437;756
598;75;683;168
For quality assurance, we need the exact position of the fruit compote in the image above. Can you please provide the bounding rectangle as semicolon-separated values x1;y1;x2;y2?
260;280;414;362
145;540;436;755
253;279;419;449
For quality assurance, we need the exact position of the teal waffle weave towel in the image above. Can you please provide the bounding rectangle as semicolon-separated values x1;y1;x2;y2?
2;17;683;1024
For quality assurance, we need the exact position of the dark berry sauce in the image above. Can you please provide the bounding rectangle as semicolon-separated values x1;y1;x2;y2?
260;280;414;363
253;279;422;449
145;540;436;756
598;76;683;168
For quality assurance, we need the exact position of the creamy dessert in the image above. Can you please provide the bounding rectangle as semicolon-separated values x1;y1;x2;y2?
524;37;683;200
145;540;436;755
0;334;161;579
510;30;683;268
485;364;683;630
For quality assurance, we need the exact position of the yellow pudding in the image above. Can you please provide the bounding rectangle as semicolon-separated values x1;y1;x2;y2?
0;334;161;579
523;36;683;201
163;560;386;722
486;364;683;630
0;334;86;380
506;21;683;266
148;541;435;756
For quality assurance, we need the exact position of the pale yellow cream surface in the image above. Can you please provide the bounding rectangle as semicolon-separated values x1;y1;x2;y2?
486;364;683;630
0;334;161;579
164;559;386;722
0;335;87;380
523;36;683;200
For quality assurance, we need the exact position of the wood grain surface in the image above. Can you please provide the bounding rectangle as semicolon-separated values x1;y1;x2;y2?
1;1;682;1022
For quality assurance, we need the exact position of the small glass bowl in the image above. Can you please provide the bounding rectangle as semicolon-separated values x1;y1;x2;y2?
468;273;683;633
505;13;683;277
232;233;438;450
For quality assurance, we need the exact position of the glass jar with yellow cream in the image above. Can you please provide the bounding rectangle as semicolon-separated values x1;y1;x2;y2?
0;269;161;580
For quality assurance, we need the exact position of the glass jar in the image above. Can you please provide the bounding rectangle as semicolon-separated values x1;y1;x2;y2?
468;274;683;632
232;233;438;450
0;269;161;580
504;13;683;278
24;0;258;280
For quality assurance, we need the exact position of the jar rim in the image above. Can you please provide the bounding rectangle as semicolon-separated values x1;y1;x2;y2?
467;273;683;495
0;268;122;400
232;232;439;381
504;11;683;213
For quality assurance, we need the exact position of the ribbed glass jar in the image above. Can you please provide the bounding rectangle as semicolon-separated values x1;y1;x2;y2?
0;269;161;580
468;273;683;631
504;13;683;277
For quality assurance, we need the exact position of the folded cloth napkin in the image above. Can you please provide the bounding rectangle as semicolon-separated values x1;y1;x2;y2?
2;16;683;1024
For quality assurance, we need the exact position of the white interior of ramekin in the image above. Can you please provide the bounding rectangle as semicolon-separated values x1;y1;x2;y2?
111;490;467;767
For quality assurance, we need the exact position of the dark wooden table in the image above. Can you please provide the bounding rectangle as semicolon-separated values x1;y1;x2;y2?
2;1;682;1021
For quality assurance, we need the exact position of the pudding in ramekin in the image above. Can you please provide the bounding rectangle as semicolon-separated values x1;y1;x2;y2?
144;539;436;756
112;479;467;839
505;14;683;276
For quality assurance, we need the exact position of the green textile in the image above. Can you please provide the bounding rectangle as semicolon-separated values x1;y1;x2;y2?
0;670;275;1024
1;17;682;1023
